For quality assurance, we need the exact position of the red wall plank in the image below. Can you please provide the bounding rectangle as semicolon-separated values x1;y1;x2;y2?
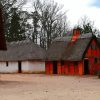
45;62;50;74
50;62;53;74
69;64;74;75
61;65;65;74
75;66;79;75
64;62;69;75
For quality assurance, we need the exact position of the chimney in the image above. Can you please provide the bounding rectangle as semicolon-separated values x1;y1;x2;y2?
71;28;81;42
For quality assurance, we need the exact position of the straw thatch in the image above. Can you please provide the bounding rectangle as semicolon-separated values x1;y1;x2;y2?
46;33;100;61
0;40;46;61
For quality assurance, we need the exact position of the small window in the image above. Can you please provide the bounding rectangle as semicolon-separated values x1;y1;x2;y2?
94;58;98;64
74;62;78;66
6;61;8;67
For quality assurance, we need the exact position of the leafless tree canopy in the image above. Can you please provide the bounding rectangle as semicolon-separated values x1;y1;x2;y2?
75;16;99;36
0;0;70;49
30;0;69;49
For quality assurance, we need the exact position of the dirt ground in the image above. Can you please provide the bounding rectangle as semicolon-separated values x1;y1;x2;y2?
0;74;100;100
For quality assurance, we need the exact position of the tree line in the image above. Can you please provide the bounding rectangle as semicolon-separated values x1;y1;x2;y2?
0;0;99;49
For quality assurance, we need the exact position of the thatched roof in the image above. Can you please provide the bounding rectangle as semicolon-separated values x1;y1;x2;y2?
46;33;99;61
46;41;69;61
63;38;91;61
0;40;46;61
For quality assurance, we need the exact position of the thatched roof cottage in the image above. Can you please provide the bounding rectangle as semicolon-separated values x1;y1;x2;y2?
0;40;46;73
46;29;100;75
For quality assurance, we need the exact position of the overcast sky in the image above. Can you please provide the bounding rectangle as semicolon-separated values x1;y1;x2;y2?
24;0;100;30
54;0;100;29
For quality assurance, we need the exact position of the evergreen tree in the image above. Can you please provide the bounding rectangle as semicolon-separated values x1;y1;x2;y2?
0;0;27;42
8;8;26;41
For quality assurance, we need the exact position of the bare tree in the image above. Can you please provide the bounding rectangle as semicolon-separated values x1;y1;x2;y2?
31;0;69;49
75;16;98;35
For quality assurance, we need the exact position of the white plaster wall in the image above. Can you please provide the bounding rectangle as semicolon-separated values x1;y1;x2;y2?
22;61;29;72
22;61;45;73
0;62;18;73
0;61;45;73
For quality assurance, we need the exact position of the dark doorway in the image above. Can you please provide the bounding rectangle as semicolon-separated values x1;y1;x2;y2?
84;59;89;75
18;61;22;73
53;61;57;74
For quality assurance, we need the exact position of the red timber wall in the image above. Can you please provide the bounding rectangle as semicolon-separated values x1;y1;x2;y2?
45;61;83;75
85;39;100;74
45;61;53;74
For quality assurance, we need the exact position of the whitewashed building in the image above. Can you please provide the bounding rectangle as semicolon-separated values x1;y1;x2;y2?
0;40;46;73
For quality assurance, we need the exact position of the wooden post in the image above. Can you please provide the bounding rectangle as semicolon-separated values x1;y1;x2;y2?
57;61;61;74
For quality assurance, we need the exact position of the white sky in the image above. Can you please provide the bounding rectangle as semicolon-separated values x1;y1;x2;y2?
54;0;100;30
24;0;100;30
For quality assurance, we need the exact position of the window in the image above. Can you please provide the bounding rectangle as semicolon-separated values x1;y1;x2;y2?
61;61;64;66
74;62;78;66
94;58;98;64
6;61;8;67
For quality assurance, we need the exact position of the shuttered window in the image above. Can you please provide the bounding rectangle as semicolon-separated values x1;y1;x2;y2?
94;58;98;64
